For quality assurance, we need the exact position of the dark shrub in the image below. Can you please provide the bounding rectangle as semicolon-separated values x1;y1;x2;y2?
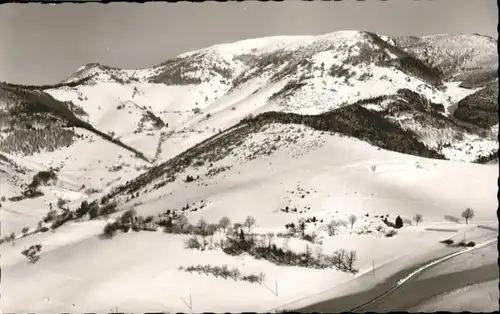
57;198;67;209
242;274;260;283
385;229;397;237
23;189;44;199
440;239;454;245
301;234;316;243
120;208;136;224
100;202;118;216
76;200;91;218
88;201;101;219
50;211;74;230
102;222;118;239
21;244;42;263
43;210;58;223
131;224;140;232
185;236;203;249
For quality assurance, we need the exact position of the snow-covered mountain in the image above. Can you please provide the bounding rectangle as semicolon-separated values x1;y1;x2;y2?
1;30;498;313
55;31;499;160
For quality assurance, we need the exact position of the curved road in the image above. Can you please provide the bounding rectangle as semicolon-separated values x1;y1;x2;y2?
296;242;499;313
353;262;498;312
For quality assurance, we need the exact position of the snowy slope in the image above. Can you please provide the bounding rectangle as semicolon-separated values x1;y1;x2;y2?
0;128;150;235
1;123;497;313
110;123;497;224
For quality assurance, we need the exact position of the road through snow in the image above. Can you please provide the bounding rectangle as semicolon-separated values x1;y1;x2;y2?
292;238;498;313
273;228;498;313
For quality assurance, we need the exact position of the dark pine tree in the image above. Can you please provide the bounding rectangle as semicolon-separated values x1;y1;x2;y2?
239;229;246;242
395;215;404;229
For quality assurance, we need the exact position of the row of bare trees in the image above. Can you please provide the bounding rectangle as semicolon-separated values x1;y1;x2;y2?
324;208;474;236
179;264;266;284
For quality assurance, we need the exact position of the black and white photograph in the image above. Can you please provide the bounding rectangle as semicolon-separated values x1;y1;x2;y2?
0;0;498;312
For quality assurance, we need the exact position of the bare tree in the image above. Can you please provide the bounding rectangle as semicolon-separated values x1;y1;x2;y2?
206;224;218;236
348;214;357;229
197;218;208;236
461;208;475;225
233;222;242;234
403;218;413;226
220;264;230;279
256;234;267;248
258;272;266;285
315;246;324;261
332;249;346;270
176;214;189;233
326;219;340;236
338;219;348;229
244;216;256;232
229;268;240;281
267;232;275;248
413;214;423;226
219;216;231;232
345;250;357;272
304;244;312;262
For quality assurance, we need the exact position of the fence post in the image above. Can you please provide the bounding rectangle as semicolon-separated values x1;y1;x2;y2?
180;294;193;310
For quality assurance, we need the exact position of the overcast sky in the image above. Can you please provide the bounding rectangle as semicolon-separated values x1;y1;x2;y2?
0;0;497;85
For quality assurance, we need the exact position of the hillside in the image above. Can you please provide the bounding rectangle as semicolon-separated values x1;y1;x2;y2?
2;123;498;313
0;83;151;235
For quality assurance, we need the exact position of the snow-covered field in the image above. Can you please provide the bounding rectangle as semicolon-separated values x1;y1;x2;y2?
1;127;497;313
121;125;497;224
409;279;499;312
